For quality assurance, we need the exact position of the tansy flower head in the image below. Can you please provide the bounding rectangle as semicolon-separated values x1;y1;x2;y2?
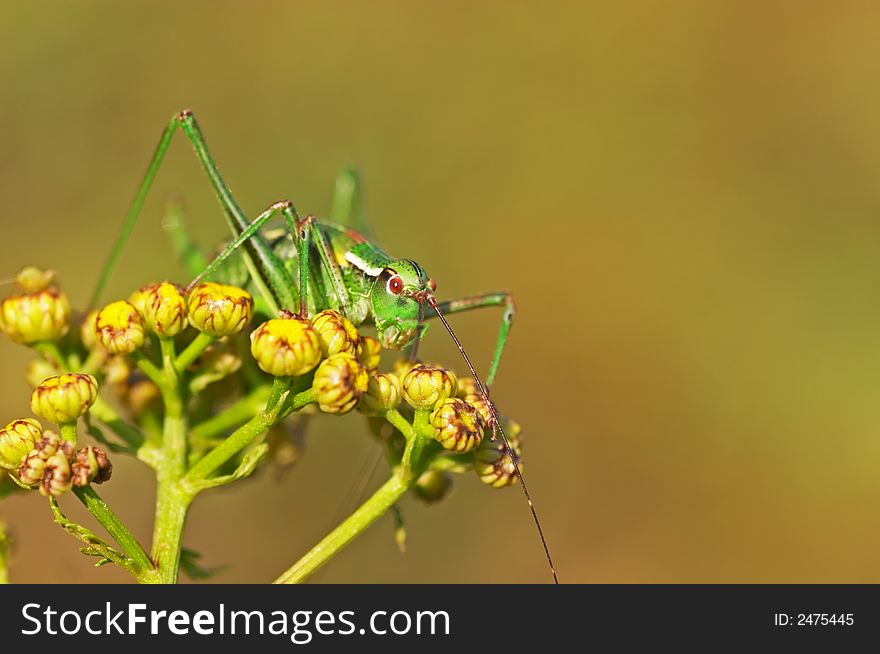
130;282;188;337
250;316;322;377
30;373;98;424
95;301;145;354
187;282;253;338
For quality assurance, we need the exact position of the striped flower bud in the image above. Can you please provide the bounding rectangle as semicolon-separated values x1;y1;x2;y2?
129;282;188;337
430;398;483;453
0;419;42;470
467;396;494;429
250;316;322;377
30;373;98;424
71;446;112;487
18;451;46;487
187;282;253;337
473;421;523;488
0;286;71;345
358;372;402;415
18;430;74;489
311;310;360;357
39;453;72;498
31;430;73;461
95;301;145;354
412;470;453;504
312;353;369;414
402;365;457;411
357;335;382;375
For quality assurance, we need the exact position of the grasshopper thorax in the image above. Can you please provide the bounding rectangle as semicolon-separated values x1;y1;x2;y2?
342;238;434;349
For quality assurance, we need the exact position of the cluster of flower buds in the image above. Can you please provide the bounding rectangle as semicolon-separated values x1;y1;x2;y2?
89;281;255;358
7;423;111;498
250;310;372;415
0;267;71;345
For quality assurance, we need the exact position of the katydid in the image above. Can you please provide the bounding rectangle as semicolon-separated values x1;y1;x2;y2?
91;109;558;583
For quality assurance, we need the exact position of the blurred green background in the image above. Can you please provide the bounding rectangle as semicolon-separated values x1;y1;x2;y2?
3;1;880;583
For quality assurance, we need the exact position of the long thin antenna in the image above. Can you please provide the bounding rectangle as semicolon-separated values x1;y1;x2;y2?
424;294;559;583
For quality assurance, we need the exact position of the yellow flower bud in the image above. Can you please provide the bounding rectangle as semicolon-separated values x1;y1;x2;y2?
71;446;112;487
39;453;72;498
358;372;402;415
431;398;483;453
0;287;71;345
30;373;98;424
311;309;360;357
357;335;382;375
0;418;42;470
187;282;253;337
249;316;322;377
312;353;369;414
15;266;55;293
467;396;494;429
402;365;457;411
130;282;188;337
95;301;145;354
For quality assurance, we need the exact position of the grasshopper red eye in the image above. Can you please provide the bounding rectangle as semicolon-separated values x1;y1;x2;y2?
387;275;404;295
428;278;437;292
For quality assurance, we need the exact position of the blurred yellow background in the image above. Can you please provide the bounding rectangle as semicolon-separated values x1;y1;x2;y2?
3;1;880;583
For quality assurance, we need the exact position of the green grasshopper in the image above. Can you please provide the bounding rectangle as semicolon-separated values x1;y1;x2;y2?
90;110;557;583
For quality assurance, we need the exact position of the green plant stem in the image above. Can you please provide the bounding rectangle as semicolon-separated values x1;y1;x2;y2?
133;353;165;388
175;332;216;373
385;409;415;440
273;472;412;584
184;379;306;484
190;385;272;441
73;486;155;581
149;338;191;583
274;411;435;584
60;422;77;445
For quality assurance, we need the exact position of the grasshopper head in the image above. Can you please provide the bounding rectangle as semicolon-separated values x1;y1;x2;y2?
370;259;435;349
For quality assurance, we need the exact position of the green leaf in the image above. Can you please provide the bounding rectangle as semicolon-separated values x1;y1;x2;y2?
179;548;224;580
48;498;136;575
